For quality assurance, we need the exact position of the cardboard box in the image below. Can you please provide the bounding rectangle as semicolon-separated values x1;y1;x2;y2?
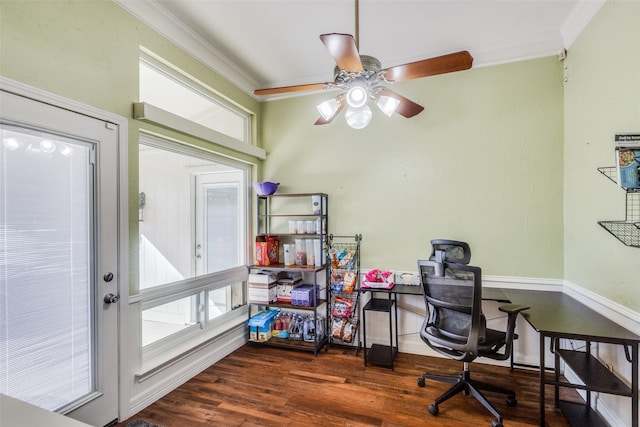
276;277;302;302
616;148;640;190
248;273;278;304
256;235;279;266
291;284;320;307
248;310;278;341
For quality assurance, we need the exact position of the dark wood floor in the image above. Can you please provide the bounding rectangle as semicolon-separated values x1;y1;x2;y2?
118;344;579;426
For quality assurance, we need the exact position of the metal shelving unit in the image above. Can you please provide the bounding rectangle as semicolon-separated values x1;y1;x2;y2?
597;167;640;248
327;234;362;353
248;193;329;355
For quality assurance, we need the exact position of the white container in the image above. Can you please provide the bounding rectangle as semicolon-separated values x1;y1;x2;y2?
295;239;306;266
288;220;297;234
312;195;321;214
314;239;322;266
305;220;315;234
283;243;295;266
305;239;315;266
296;220;305;235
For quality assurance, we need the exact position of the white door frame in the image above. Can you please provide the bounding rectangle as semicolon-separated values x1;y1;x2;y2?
0;77;129;426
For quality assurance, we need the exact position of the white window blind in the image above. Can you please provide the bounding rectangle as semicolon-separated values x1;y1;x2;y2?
1;124;94;411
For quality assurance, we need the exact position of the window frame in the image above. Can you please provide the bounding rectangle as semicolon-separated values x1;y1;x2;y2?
135;131;251;366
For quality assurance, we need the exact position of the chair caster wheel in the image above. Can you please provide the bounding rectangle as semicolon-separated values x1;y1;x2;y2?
491;419;503;427
428;404;439;416
417;377;425;387
506;395;517;407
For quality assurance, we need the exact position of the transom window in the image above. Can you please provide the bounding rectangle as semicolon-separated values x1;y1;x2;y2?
139;52;250;144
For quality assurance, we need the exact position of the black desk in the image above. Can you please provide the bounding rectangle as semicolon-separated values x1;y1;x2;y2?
359;284;511;369
503;289;640;427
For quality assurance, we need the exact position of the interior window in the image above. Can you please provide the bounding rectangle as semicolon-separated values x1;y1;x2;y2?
139;136;248;348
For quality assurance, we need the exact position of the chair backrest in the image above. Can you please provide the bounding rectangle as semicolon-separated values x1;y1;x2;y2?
429;239;471;265
418;259;484;361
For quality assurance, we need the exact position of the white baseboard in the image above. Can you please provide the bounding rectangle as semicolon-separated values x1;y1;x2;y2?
563;280;640;335
127;326;246;417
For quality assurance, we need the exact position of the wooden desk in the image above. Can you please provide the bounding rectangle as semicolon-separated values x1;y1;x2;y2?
502;289;640;427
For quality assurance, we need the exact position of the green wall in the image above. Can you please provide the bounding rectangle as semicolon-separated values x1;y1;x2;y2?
2;0;637;312
563;0;640;311
0;0;261;293
261;57;565;278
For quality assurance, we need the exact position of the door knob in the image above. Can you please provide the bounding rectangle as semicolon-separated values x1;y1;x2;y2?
104;293;120;304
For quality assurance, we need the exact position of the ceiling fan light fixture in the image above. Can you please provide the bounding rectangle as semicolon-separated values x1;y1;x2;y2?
345;104;372;129
346;83;368;108
317;98;341;120
376;95;400;117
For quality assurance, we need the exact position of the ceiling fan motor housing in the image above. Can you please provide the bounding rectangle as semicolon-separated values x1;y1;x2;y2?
334;55;382;86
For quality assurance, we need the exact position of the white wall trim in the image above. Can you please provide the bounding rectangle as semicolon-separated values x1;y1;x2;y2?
563;280;640;335
482;274;565;290
561;0;607;49
1;77;127;127
114;0;259;97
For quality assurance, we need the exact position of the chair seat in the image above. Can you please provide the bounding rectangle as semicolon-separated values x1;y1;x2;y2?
424;327;513;359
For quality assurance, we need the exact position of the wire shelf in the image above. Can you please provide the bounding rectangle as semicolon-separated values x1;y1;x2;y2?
328;234;362;351
597;167;640;248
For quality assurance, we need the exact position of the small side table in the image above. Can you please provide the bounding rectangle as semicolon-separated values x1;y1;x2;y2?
361;288;400;369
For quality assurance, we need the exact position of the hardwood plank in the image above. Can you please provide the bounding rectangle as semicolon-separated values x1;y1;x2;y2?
118;344;575;426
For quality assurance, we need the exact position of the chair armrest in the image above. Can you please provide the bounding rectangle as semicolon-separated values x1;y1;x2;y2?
499;304;530;353
498;304;530;314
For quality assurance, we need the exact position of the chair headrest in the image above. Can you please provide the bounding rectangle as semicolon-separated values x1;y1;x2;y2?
429;240;471;265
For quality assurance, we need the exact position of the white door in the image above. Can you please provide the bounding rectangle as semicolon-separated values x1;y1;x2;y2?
194;171;245;316
0;88;120;426
194;171;245;276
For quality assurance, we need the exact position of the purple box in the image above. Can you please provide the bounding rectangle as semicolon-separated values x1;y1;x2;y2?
291;285;320;307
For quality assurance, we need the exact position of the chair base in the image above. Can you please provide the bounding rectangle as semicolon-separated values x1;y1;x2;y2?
417;368;517;427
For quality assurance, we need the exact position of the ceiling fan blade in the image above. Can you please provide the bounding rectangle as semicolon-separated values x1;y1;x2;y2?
382;51;473;82
377;88;424;118
254;82;328;96
315;99;346;125
320;33;364;73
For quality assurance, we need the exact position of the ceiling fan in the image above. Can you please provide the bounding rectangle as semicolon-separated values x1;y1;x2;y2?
253;0;474;129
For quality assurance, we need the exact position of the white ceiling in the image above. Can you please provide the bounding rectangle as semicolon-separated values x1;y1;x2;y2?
116;0;605;99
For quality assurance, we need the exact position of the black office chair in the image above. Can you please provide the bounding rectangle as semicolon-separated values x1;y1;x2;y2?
417;240;529;427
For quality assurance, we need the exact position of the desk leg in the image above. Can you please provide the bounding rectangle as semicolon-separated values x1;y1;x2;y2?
554;338;560;407
539;333;546;427
633;343;638;427
393;293;398;355
362;302;368;367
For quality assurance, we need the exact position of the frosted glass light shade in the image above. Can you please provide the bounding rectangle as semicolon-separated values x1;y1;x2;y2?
346;85;367;108
317;98;340;120
376;95;400;117
345;105;372;129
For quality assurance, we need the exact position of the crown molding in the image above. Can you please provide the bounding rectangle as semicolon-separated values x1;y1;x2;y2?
560;0;607;49
114;0;259;97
